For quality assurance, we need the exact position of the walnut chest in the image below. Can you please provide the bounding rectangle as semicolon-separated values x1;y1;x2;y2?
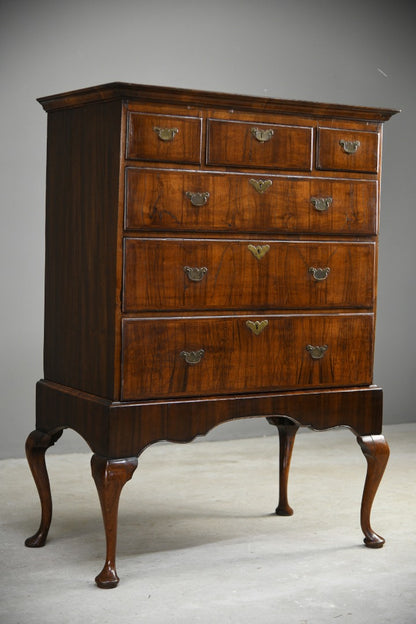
25;83;398;587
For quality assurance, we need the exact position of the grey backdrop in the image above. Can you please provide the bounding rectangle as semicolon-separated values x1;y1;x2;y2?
1;0;415;459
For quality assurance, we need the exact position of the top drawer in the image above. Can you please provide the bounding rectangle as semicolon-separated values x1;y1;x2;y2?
317;128;379;173
207;119;313;171
126;112;202;164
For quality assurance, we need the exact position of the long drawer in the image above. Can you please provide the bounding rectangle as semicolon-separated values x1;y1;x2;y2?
123;238;375;312
121;314;374;400
125;168;378;234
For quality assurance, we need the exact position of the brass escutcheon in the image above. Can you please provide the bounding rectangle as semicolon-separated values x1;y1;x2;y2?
309;267;330;281
306;344;328;360
339;139;360;154
185;191;210;207
249;179;273;194
184;266;208;282
310;196;333;212
153;126;179;142
246;320;269;336
180;349;205;365
251;127;274;143
248;244;270;260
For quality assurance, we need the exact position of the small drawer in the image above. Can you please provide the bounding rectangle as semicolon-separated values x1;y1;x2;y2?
121;313;374;400
123;238;375;312
317;127;379;173
207;119;313;170
125;168;377;235
126;112;202;164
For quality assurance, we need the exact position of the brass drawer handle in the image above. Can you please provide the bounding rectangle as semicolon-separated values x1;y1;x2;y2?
246;320;269;335
180;349;205;365
310;196;333;212
309;267;330;281
251;127;274;143
185;191;210;207
306;344;328;360
153;126;179;142
249;179;273;194
339;139;360;154
184;266;208;282
248;244;270;260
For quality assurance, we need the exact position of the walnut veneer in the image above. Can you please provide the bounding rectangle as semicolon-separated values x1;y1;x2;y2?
25;83;398;588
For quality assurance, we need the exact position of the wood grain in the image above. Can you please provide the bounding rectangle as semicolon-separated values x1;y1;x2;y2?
43;101;122;399
207;119;313;170
121;314;374;400
123;238;376;311
125;168;378;234
317;127;379;173
127;112;202;164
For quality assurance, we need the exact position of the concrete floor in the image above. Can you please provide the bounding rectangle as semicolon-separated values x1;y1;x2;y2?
1;423;415;624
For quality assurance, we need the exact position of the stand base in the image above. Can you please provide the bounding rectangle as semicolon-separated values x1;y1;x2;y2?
25;381;387;587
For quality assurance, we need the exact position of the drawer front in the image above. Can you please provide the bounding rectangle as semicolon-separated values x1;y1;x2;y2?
207;119;313;170
317;128;379;173
125;168;377;235
126;112;202;164
121;314;374;400
123;239;375;312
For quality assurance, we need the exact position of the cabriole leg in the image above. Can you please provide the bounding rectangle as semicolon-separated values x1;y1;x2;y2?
25;429;63;548
357;434;390;548
91;455;138;589
267;417;299;516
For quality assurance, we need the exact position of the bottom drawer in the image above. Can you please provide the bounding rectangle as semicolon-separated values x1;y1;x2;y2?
121;314;374;400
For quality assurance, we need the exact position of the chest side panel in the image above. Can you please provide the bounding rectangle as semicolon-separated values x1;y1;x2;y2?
43;101;123;399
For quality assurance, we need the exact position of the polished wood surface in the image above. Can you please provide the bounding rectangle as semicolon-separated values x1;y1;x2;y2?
35;380;384;458
123;239;375;311
317;128;379;173
356;435;390;547
26;83;398;587
207;119;313;170
267;418;300;516
37;82;397;122
91;455;138;588
43;101;122;400
121;314;374;400
125;168;378;235
127;112;202;163
24;429;63;548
